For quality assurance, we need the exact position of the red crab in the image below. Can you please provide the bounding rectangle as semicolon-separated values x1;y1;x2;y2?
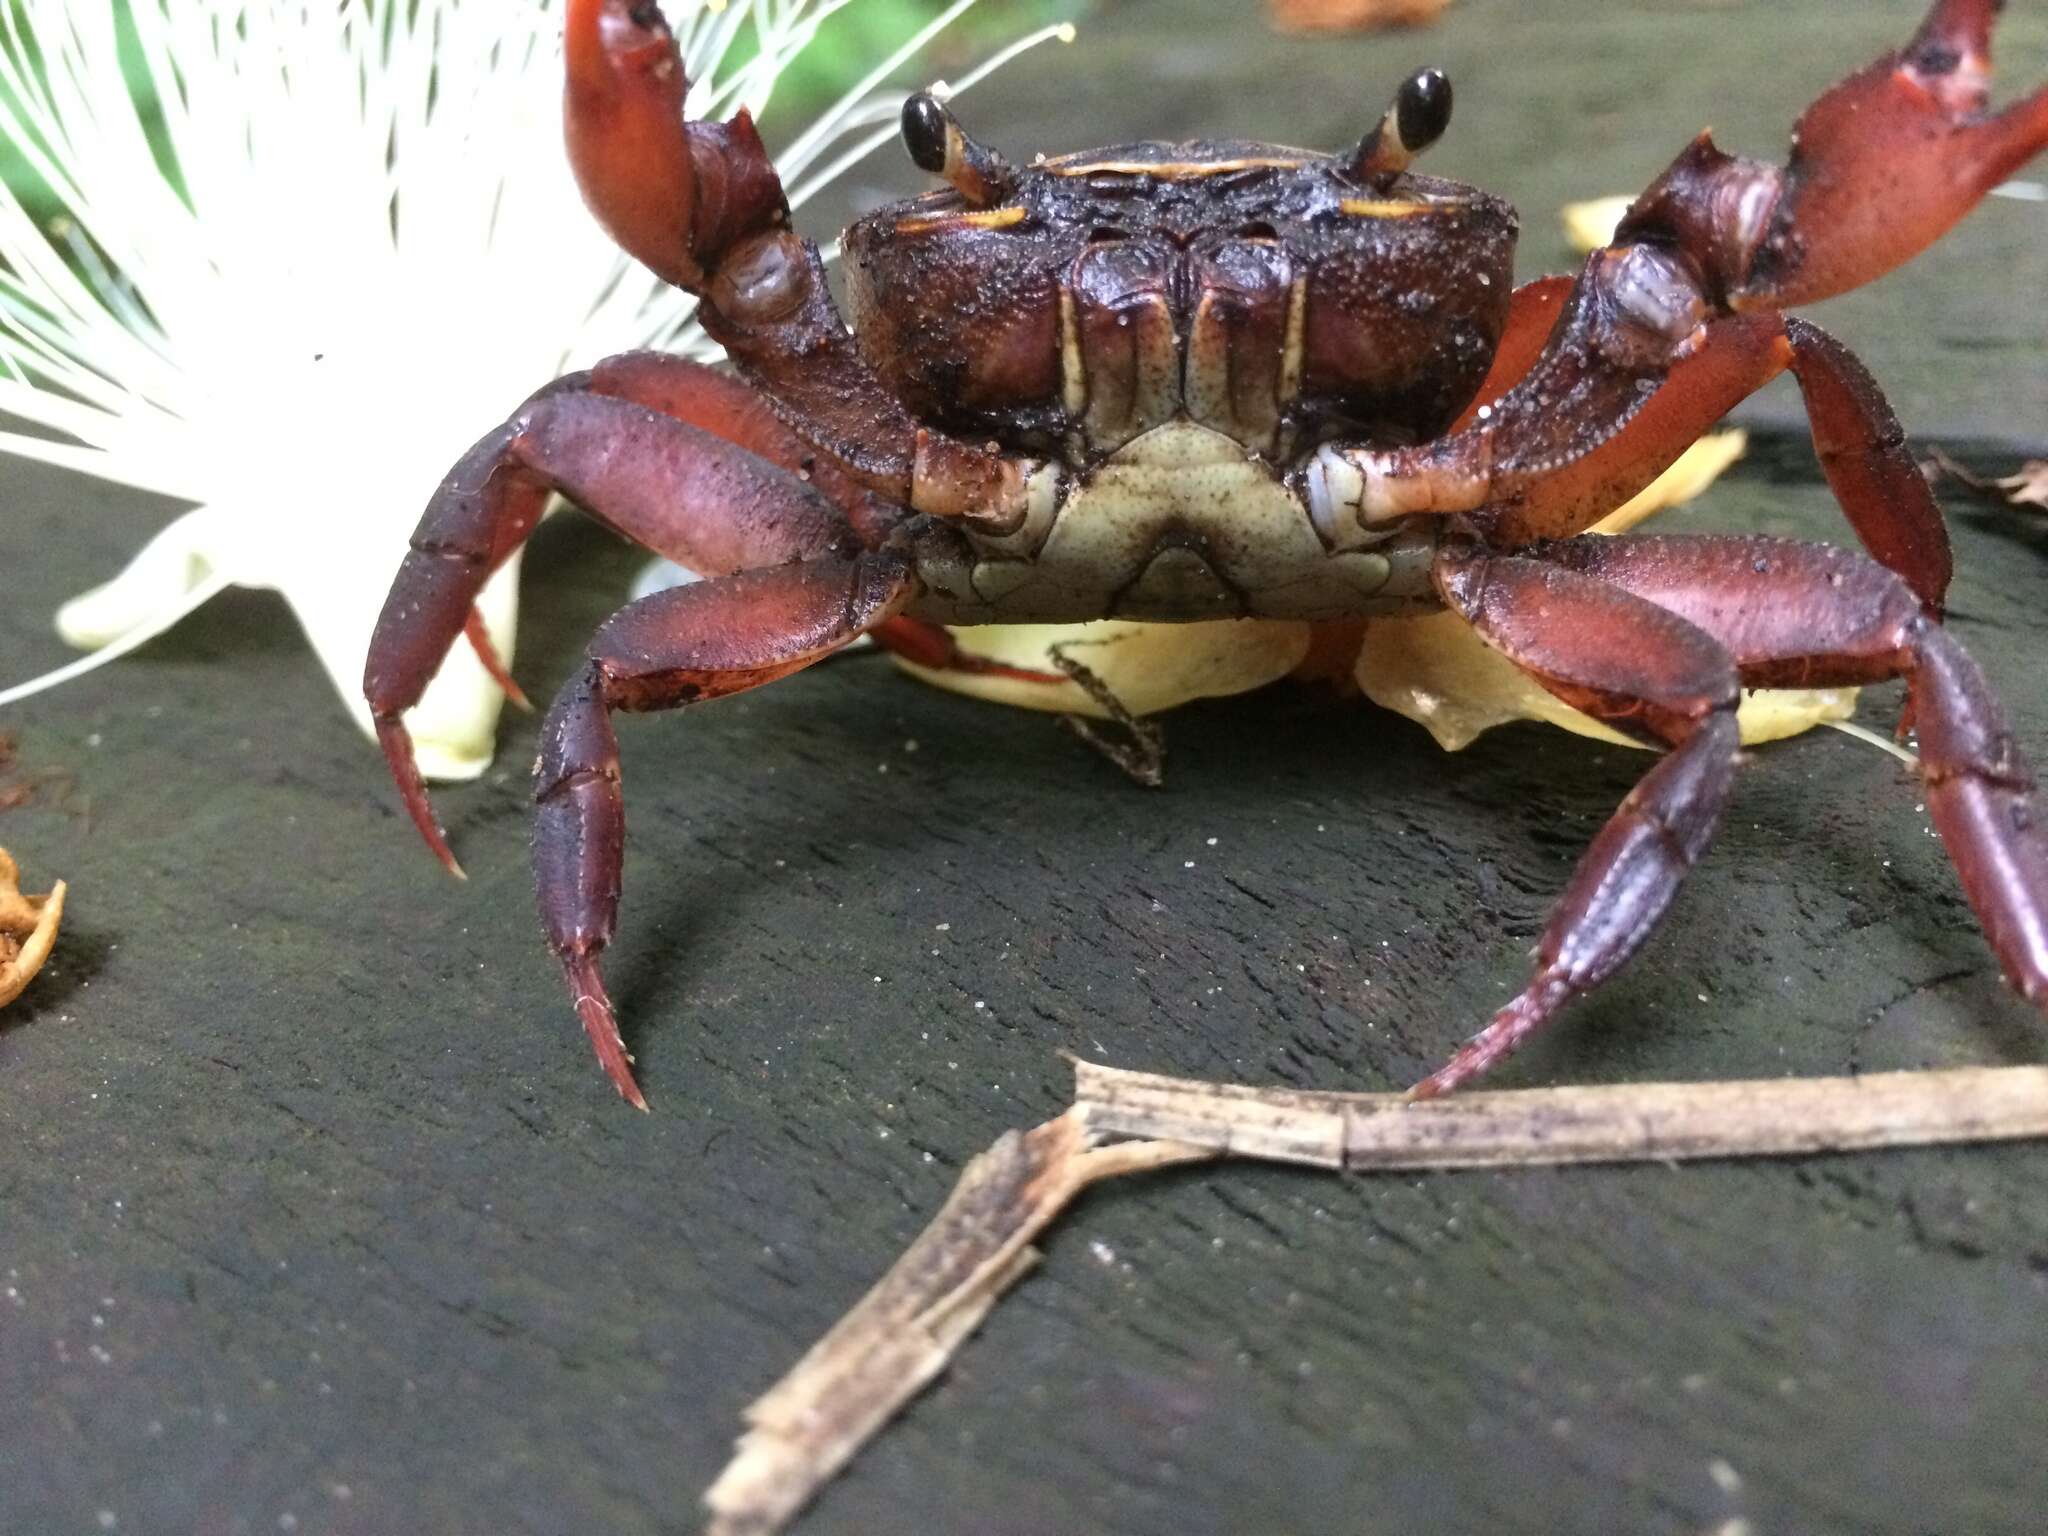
366;0;2048;1109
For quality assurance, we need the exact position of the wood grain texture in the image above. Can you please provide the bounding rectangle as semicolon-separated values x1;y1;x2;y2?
3;2;2047;1532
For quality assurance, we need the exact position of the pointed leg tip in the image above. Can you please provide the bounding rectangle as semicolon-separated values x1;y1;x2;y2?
376;715;466;874
415;804;465;879
605;1051;650;1112
565;953;648;1111
463;607;533;713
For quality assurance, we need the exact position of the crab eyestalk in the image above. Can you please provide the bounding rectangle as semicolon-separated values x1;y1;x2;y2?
1346;67;1453;182
901;91;1018;208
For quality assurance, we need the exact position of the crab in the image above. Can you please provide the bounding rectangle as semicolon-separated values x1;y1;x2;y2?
366;0;2048;1110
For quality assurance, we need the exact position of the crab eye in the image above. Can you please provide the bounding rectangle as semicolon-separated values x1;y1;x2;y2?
1345;67;1454;182
898;90;1017;209
1396;69;1453;155
901;92;950;174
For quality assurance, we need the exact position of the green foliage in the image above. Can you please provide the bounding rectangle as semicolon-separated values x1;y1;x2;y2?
0;1;1078;229
758;0;1074;125
0;1;176;230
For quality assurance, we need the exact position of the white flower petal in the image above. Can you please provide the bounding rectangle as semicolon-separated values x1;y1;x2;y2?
0;0;1064;782
53;506;223;650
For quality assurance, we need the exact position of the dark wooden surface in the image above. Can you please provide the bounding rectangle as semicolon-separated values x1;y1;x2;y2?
5;3;2048;1533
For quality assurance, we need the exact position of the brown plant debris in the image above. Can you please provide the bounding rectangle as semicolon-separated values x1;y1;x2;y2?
1925;446;2048;511
703;1113;1213;1536
0;731;80;817
704;1060;2048;1535
0;846;66;1007
1269;0;1452;31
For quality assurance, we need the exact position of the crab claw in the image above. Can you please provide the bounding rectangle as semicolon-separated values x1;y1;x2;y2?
1739;0;2048;307
565;0;700;288
565;0;788;295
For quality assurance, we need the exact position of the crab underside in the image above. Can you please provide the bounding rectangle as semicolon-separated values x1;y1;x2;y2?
365;0;2048;1109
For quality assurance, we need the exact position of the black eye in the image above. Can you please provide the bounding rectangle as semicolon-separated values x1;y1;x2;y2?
1395;69;1452;154
902;92;950;174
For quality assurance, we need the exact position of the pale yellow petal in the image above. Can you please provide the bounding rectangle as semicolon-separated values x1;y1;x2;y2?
1591;431;1749;533
891;618;1311;719
1562;195;1634;254
1355;607;1856;752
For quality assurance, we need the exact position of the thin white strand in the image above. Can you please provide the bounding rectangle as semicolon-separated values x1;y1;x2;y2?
783;22;1075;211
1825;718;1924;769
776;0;983;173
0;568;233;711
0;430;177;488
947;21;1078;94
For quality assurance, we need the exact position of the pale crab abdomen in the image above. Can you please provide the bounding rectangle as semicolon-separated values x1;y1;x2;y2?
907;419;1440;625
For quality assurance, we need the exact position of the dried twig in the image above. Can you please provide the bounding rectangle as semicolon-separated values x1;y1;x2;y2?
704;1114;1212;1535
0;846;65;1007
703;1060;2048;1533
1049;640;1167;788
1076;1060;2048;1167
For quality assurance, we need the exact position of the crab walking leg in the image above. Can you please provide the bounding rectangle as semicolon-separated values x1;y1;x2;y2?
1322;284;1955;608
575;352;882;516
1470;314;1952;609
446;352;893;708
1412;532;2048;1099
1541;534;2048;999
534;555;918;1107
866;617;1067;687
365;382;857;874
562;366;1052;685
1409;546;1743;1100
1776;320;1953;612
461;607;531;712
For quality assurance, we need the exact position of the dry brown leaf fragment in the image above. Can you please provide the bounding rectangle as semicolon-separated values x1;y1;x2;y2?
0;731;80;817
2008;464;2048;510
1927;447;2048;511
0;846;66;1007
1269;0;1452;32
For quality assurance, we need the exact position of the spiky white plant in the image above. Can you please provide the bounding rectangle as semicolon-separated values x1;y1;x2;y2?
0;0;1070;778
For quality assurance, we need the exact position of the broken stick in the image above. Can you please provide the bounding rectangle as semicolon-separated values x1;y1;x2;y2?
704;1061;2048;1534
